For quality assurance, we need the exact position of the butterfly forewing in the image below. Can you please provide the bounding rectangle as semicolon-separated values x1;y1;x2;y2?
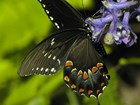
38;0;84;29
18;29;87;76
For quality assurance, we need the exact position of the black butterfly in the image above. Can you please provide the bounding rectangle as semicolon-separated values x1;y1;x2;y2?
19;0;110;99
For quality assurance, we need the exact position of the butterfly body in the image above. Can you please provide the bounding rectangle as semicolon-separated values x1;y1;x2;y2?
19;0;110;99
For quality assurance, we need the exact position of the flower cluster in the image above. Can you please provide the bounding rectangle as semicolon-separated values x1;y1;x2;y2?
85;0;140;47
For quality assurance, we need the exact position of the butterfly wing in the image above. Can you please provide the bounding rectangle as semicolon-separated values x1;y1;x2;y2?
94;41;107;57
18;29;87;76
64;36;110;98
38;0;84;29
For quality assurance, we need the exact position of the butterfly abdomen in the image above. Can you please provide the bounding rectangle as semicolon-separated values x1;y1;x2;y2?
64;60;110;98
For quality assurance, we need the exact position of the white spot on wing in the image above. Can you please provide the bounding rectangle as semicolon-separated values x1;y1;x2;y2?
42;50;45;54
66;84;70;88
46;10;49;14
45;68;49;72
36;67;39;70
56;25;60;29
48;54;52;58
53;56;56;60
54;22;58;26
98;93;102;98
85;24;88;26
41;67;44;71
87;34;90;37
51;38;55;46
44;53;48;56
51;41;55;46
102;86;106;91
51;38;55;41
73;90;77;93
81;93;85;96
90;95;96;99
87;27;90;30
53;69;56;73
54;22;60;29
88;69;92;74
42;4;46;8
51;68;55;72
50;16;54;21
57;59;60;65
32;68;34;71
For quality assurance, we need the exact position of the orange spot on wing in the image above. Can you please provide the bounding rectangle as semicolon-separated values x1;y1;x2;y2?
92;67;98;73
79;88;84;93
96;90;100;94
71;84;76;89
83;72;88;80
97;63;103;68
78;70;83;76
101;82;105;87
88;90;93;95
64;76;70;82
65;60;73;67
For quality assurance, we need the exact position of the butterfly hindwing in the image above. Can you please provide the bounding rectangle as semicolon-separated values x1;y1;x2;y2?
94;41;107;57
64;36;110;98
38;0;84;29
18;29;87;76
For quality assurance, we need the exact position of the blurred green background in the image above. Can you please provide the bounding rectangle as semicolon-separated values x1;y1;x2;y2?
0;0;140;105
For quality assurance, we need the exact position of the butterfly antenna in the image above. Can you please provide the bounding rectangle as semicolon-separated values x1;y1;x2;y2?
91;9;101;18
81;0;87;18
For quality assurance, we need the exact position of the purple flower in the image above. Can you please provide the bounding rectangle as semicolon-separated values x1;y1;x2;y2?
102;0;137;10
85;0;139;47
121;12;137;46
130;6;140;22
105;12;137;47
85;17;106;42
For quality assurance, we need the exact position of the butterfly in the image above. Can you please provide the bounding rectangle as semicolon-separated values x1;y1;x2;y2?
18;0;110;99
